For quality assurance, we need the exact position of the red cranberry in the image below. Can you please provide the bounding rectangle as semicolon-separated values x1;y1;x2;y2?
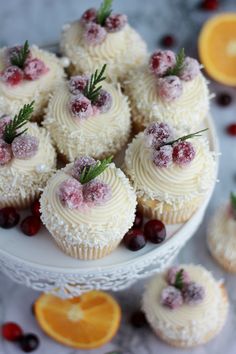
81;8;97;25
133;211;143;229
130;311;148;328
172;141;196;166
1;66;23;86
105;14;127;33
24;58;47;81
19;333;39;352
0;207;20;229
2;322;23;342
123;229;146;251
144;220;166;244
160;34;176;48
20;216;41;236
31;200;41;218
227;123;236;136
200;0;219;10
216;93;232;107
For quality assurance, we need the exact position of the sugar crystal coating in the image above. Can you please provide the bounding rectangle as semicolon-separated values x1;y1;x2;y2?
58;178;84;209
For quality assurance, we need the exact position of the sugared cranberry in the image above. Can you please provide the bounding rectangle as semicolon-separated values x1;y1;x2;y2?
19;333;39;352
123;229;146;251
6;45;31;65
182;282;205;305
93;89;112;113
161;286;183;309
81;8;97;25
144;219;166;244
58;178;84;209
166;266;190;286
2;322;23;342
68;75;89;95
24;58;48;80
145;122;173;148
172;141;196;166
31;200;41;218
179;57;200;81
227;123;236;136
83;180;111;205
84;22;107;45
216;93;232;107
0;115;12;138
69;94;93;119
105;14;127;33
0;207;20;229
72;156;96;180
130;311;148;328
160;34;176;48
152;145;173;168
200;0;219;11
158;75;183;102
0;139;12;165
133;211;143;229
12;135;39;159
149;50;176;76
1;66;23;86
20;216;41;236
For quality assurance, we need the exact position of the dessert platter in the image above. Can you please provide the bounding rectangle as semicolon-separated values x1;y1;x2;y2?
0;0;219;298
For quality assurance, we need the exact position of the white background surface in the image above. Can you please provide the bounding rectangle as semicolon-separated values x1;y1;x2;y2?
0;0;236;353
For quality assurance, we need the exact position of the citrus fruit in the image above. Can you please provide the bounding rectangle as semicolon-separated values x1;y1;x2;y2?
35;291;121;349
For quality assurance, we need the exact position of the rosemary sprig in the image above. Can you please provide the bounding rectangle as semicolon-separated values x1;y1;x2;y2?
3;101;34;144
10;40;30;69
174;269;184;290
163;128;208;147
83;64;107;103
79;156;113;185
97;0;113;26
230;192;236;218
166;48;185;76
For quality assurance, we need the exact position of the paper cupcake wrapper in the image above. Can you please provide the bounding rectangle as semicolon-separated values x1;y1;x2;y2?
0;191;40;209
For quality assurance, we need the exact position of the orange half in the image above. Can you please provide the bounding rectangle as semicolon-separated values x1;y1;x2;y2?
198;13;236;86
35;291;121;349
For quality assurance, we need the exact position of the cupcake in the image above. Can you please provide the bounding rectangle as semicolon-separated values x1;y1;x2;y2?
0;40;66;120
60;0;147;81
0;102;56;208
44;64;131;162
207;193;236;273
40;156;136;260
125;49;210;134
124;122;216;224
143;264;228;348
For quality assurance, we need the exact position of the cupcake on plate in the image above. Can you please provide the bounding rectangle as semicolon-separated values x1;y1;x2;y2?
0;40;66;120
40;156;136;260
143;264;228;348
207;193;236;273
124;122;216;224
125;48;210;134
44;64;131;162
0;102;56;208
60;0;147;81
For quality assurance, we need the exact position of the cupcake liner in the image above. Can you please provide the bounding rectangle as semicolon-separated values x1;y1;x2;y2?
207;239;236;273
0;191;40;209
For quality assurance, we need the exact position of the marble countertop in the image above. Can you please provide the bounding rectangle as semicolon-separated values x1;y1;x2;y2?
1;0;236;353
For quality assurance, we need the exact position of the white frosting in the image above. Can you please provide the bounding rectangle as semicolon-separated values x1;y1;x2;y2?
208;205;236;270
0;45;65;118
40;163;137;248
60;21;147;81
44;81;131;161
0;123;56;206
125;64;210;134
143;264;228;346
124;132;216;211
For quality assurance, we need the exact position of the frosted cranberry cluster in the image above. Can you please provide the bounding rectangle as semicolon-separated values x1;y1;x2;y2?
0;46;48;86
149;50;200;102
161;266;205;310
58;156;112;210
81;8;127;45
145;122;196;168
0;115;39;166
68;75;112;120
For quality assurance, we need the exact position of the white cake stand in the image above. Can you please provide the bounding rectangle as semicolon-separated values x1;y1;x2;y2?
0;116;218;298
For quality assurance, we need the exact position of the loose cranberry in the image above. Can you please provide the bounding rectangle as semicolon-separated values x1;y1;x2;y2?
226;123;236;136
133;211;143;229
20;216;41;236
200;0;219;10
216;93;232;107
19;333;39;352
0;207;20;229
144;220;166;244
1;66;23;86
172;141;196;166
123;229;146;251
160;34;176;48
31;200;41;218
130;310;148;328
2;322;23;342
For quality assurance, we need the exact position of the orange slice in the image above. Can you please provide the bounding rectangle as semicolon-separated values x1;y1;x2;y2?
35;291;121;349
198;13;236;86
